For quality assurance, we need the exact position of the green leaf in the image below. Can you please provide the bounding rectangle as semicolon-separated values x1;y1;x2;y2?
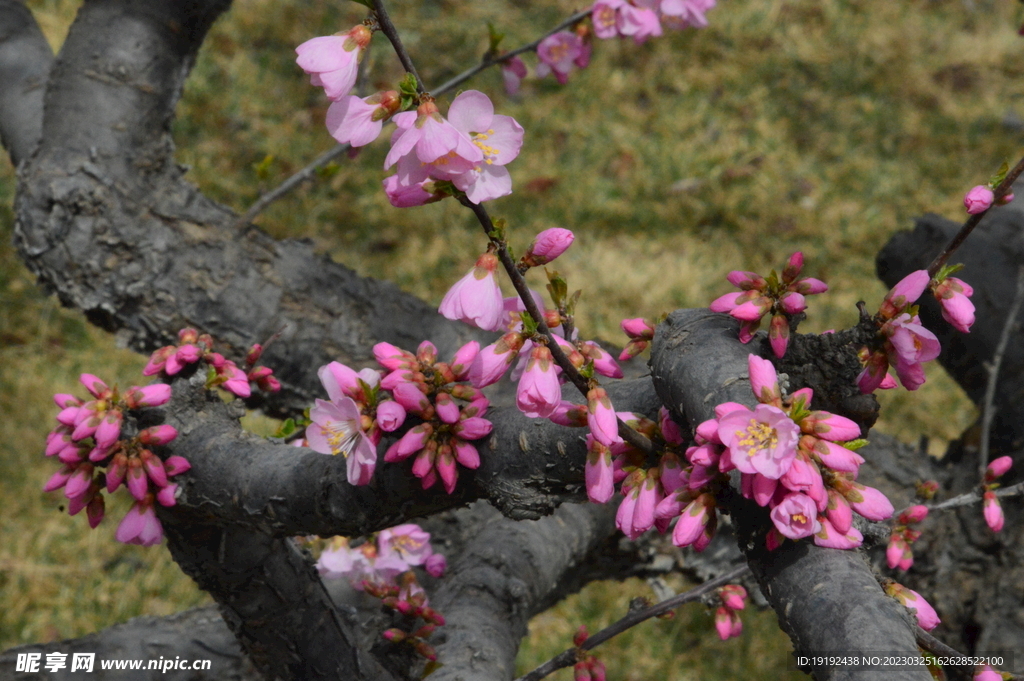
272;418;297;439
315;163;340;180
399;72;419;97
990;160;1010;188
566;289;582;316
253;154;274;181
546;270;568;308
935;262;964;281
841;438;869;451
520;311;539;335
421;661;444;678
486;22;505;54
578;361;595;379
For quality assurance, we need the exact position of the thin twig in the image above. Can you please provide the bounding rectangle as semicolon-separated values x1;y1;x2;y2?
459;198;654;454
236;7;591;226
979;264;1024;478
514;565;751;681
371;0;424;92
895;480;1024;517
927;154;1024;277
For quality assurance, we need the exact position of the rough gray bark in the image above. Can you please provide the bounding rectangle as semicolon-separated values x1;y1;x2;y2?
877;202;1024;659
0;0;51;167
650;309;931;681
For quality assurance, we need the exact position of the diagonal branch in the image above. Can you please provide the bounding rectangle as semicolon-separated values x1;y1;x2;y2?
0;0;53;166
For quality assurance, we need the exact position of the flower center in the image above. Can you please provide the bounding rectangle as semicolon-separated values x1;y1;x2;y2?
471;129;499;165
596;6;616;28
738;419;778;454
326;420;360;458
792;513;807;524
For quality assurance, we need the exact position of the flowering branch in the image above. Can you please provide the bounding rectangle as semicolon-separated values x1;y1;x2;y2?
371;0;425;93
237;5;591;226
899;480;1024;515
513;565;751;681
978;264;1024;478
927;154;1024;277
458;196;655;454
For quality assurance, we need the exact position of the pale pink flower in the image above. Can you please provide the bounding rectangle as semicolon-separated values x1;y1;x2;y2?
717;404;800;479
983;491;1004;532
296;26;373;101
964;185;994;214
523;228;575;266
502;55;528;96
115;499;163;546
382;171;445;207
306;397;377;485
880;270;930;318
468;332;524;387
932;276;975;333
536;31;584;84
585;441;615;503
770;492;821;540
660;0;716;28
439;253;504;331
617;4;662;43
385;100;482;169
439;90;525;204
672;493;715;547
326;90;400;147
379;524;433;566
425;553;447;578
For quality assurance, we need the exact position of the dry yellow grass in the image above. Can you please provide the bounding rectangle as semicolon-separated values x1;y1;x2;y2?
1;0;1018;675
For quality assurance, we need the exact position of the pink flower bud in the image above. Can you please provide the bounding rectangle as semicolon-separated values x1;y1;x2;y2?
139;425;178;446
126;457;149;501
425;553;447;578
620;317;655;340
964;185;994;214
516;345;562;418
887;533;908;570
782;252;804;284
468;332;523;388
453;441;480;469
974;665;1002;681
124;384;172;409
375;400;406;432
587;387;621;447
163;455;191;477
449;341;480;380
143;346;175;376
985;455;1012;481
719;584;747;611
844;482;894;521
374;342;417;371
672;494;714;548
139;449;168;488
384;424;433;462
885;582;940;630
86;493;105;528
80;374;110;398
43;465;75;493
106;451;128;492
436;446;459;494
156;483;178;507
438;253;505;332
452;416;492;441
983;491;1004;532
898;505;929;525
94;410;123;450
812;516;863;549
523;228;575;266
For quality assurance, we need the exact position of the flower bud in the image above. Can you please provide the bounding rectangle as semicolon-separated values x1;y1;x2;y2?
523;228;575;267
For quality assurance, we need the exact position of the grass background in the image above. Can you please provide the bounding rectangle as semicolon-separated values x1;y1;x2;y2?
2;0;1022;677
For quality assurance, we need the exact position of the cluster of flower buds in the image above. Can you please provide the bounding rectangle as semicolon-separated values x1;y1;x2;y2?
571;627;607;681
859;267;975;393
883;580;940;631
713;584;748;640
591;0;715;44
618;317;656;361
376;340;493;493
635;355;891;552
44;374;189;546
317;523;447;589
708;252;828;358
144;328;280;398
887;505;928;571
377;573;446;662
982;456;1012;533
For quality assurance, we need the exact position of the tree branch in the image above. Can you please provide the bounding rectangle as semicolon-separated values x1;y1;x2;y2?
0;0;53;167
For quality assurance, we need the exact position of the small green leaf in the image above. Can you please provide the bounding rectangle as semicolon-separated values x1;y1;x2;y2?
399;72;419;96
578;361;595;379
990;160;1010;188
486;22;505;54
841;438;869;451
421;661;444;678
566;289;582;316
521;311;539;335
253;154;275;181
935;263;964;281
315;163;340;179
272;418;297;439
546;270;568;308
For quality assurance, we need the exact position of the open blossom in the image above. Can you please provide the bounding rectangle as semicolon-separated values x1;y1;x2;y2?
306;396;377;485
536;31;584;84
115;498;163;546
717;404;800;479
617;3;662;43
592;0;625;38
326;91;400;147
386;100;482;169
296;25;372;101
439;253;504;331
660;0;717;28
441;90;525;204
770;492;821;539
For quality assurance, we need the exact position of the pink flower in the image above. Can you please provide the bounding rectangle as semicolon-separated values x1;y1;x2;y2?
812;516;863;549
326;90;400;147
425;553;447;578
502;55;528;96
378;524;433;566
587;387;621;446
138;425;178;446
516;345;561;418
468;332;524;387
585;441;615;503
382;172;446;207
592;0;625;39
536;31;584;84
384;424;433;462
983;491;1004;532
306;397;377;485
523;228;575;267
717;404;800;479
748;354;782;406
123;384;172;409
296;25;373;101
660;0;716;28
714;607;742;640
385;100;482;169
887;534;910;570
441;90;525;204
375;400;406;432
439;253;505;331
842;481;894;521
617;4;662;44
933;276;975;333
671;493;715;547
770;492;821;540
964;185;994;214
881;270;930;318
115;499;163;546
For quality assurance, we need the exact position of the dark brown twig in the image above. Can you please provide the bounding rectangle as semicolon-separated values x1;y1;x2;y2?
979;264;1024;478
514;565;751;681
371;0;424;93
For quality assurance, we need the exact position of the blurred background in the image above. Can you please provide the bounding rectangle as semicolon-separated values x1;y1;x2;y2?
2;0;1022;677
